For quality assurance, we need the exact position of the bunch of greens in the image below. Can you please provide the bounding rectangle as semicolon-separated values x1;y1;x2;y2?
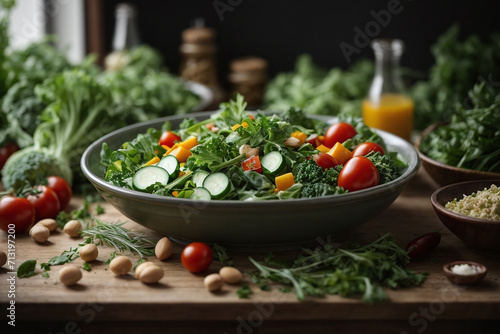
100;46;202;122
264;54;373;117
2;69;118;190
246;233;428;303
410;24;500;129
418;82;500;173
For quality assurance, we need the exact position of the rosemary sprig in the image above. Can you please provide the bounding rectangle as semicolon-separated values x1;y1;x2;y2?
80;219;156;258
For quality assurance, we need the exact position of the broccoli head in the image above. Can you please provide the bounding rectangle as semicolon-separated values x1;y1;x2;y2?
294;159;323;184
300;183;346;198
322;165;343;185
1;147;72;191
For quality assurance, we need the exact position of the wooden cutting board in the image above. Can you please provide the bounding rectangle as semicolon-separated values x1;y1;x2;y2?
1;169;499;334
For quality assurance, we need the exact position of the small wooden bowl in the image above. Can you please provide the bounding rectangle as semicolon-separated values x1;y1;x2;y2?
415;122;500;187
443;261;487;285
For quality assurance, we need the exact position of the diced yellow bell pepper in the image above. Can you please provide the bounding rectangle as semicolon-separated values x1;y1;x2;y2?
168;146;191;163
328;142;353;165
179;136;198;150
232;124;242;131
275;172;295;191
141;156;160;167
316;144;330;153
164;143;179;156
241;121;249;128
291;131;307;144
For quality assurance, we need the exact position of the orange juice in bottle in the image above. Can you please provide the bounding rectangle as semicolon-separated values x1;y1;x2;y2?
362;39;414;141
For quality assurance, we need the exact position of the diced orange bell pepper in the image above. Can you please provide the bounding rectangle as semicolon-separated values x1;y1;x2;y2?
179;136;198;150
291;131;307;144
316;144;330;153
315;135;325;148
141;156;160;167
172;191;179;197
168;146;191;163
328;142;353;165
275;172;295;191
161;144;170;151
164;143;179;156
241;156;263;174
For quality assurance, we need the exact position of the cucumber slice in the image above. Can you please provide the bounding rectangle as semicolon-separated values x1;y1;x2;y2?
157;155;180;178
191;187;212;201
132;166;169;192
203;172;231;199
261;151;286;176
193;170;210;187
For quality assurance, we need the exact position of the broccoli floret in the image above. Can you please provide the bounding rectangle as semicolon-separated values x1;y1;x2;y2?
294;159;323;184
1;147;72;190
322;165;343;185
300;183;345;198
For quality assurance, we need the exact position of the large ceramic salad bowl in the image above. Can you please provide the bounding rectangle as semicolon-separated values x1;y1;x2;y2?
81;111;420;251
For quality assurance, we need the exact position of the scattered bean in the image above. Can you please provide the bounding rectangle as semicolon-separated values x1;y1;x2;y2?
59;265;82;286
30;224;50;243
284;137;302;148
239;144;259;158
109;255;132;276
219;266;242;284
155;237;173;261
36;218;57;232
79;244;99;262
63;219;82;237
204;273;223;292
0;251;6;267
136;262;164;284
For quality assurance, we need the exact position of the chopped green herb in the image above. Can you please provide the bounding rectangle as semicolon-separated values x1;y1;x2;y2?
212;244;234;267
236;283;253;299
82;262;92;272
17;260;37;278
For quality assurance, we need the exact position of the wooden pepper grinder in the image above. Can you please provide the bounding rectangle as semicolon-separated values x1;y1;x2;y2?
228;57;268;107
179;26;225;109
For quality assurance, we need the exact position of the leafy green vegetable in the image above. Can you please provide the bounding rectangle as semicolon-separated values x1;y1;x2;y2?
411;24;500;129
236;283;253;299
419;82;500;173
17;259;37;278
248;233;427;303
264;54;373;118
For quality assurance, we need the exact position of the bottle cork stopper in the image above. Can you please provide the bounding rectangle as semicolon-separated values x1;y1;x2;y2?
182;27;216;44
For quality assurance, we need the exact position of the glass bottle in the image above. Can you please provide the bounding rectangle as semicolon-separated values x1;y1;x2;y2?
362;39;414;141
105;3;140;72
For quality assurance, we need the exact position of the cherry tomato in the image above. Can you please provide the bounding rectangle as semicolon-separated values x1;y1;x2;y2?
323;123;357;148
352;142;385;157
181;242;213;273
0;142;19;170
406;232;441;260
241;156;263;174
313;153;338;171
47;176;72;210
0;196;36;233
338;156;379;192
27;185;61;221
159;131;181;148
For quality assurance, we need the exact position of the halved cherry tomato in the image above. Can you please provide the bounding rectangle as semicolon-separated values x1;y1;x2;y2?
352;142;385;157
242;156;263;174
0;196;36;233
181;242;213;273
313;152;338;171
27;185;60;221
47;176;72;210
0;142;19;170
338;156;379;192
323;123;357;148
159;131;182;148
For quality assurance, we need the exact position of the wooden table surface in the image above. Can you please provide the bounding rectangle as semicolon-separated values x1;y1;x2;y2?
1;169;499;334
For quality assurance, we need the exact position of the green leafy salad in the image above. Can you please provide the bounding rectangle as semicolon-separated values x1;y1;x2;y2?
101;95;407;201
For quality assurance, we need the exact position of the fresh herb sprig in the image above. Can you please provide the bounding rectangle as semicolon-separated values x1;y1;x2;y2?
80;219;156;258
246;233;427;303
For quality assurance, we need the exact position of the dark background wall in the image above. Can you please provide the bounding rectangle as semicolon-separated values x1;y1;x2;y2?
101;0;499;88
